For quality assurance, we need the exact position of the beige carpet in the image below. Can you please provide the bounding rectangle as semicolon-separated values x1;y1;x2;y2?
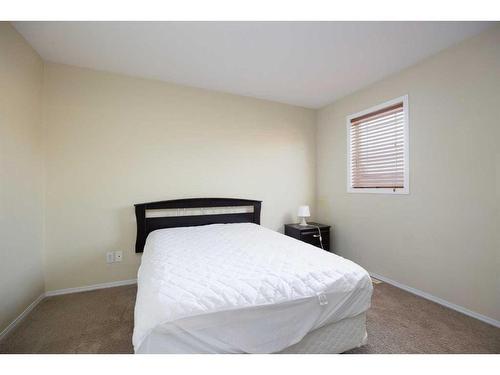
1;282;498;354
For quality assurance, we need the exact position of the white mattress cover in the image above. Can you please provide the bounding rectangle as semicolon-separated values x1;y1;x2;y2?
278;313;367;354
133;223;372;353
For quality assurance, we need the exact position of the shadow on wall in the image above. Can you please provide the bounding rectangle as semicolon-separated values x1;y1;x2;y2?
115;204;142;258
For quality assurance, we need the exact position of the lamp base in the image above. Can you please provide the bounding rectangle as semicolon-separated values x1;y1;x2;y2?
299;217;308;226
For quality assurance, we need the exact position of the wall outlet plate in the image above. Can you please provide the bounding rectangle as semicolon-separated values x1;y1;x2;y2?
106;251;114;263
114;251;123;262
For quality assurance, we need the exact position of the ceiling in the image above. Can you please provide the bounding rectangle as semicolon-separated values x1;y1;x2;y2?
13;22;493;108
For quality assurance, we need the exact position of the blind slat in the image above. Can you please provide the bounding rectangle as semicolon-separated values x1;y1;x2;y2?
351;116;404;134
352;171;404;178
352;125;404;141
353;126;404;142
351;151;404;162
352;179;404;184
353;154;404;163
352;141;404;153
352;146;404;157
351;135;404;152
353;164;404;171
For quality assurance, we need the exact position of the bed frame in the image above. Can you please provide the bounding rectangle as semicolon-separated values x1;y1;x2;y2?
134;198;262;253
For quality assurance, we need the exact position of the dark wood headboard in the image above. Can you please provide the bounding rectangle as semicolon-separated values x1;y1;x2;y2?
134;198;262;253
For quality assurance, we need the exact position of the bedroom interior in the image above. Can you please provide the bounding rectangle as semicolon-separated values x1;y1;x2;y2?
0;14;499;360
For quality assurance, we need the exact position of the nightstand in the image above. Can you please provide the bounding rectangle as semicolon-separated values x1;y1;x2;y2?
284;222;331;251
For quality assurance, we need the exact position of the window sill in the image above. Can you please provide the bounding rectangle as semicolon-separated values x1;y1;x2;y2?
347;187;409;194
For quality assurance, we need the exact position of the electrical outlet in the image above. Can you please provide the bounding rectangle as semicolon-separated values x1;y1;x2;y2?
114;251;123;262
106;251;114;263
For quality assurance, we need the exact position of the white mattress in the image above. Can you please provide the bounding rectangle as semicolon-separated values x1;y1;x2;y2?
133;223;372;353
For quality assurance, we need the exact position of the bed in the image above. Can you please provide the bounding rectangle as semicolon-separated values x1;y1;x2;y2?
132;198;372;354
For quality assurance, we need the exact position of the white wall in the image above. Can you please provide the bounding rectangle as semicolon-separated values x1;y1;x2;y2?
316;26;500;321
0;23;45;332
42;63;316;291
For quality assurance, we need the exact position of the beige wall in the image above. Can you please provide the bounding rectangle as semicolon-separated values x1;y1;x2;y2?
2;22;498;330
0;23;45;332
42;63;316;291
316;27;500;321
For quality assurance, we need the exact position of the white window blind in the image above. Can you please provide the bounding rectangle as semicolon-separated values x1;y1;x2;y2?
348;98;408;192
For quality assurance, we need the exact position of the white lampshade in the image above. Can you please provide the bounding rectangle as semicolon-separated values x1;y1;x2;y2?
297;205;310;218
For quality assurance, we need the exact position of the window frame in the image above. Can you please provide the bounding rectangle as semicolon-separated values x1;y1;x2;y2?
346;95;409;195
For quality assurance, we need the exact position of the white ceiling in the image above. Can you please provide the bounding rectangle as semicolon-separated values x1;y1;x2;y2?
13;22;493;108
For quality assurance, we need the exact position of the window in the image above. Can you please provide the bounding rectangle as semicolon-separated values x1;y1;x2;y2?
347;95;409;194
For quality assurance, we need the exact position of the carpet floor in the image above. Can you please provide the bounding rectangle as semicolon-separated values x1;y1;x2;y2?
0;282;498;354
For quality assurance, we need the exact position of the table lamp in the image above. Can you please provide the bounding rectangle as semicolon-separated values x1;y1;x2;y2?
297;205;310;226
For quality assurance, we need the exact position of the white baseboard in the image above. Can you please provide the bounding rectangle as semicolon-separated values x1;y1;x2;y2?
1;278;138;342
45;279;137;297
369;272;500;328
0;293;45;342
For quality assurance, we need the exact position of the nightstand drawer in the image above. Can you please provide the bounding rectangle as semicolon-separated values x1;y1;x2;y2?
284;222;331;252
300;230;330;250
